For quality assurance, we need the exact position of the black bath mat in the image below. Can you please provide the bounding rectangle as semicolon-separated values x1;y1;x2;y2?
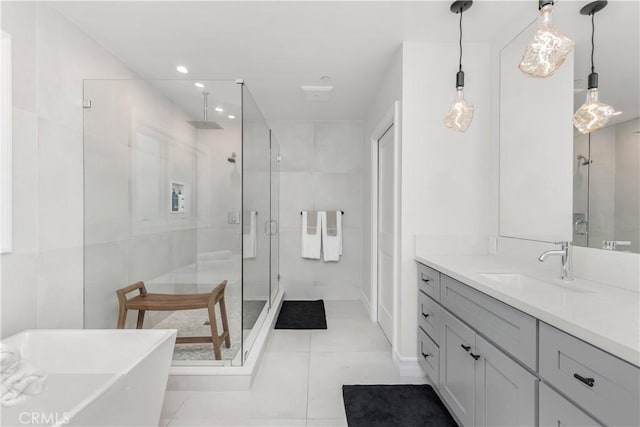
342;384;457;427
275;300;327;329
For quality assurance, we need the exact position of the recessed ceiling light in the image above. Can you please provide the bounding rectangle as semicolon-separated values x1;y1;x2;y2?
194;82;204;88
215;107;224;112
228;115;236;119
176;65;189;74
612;111;623;116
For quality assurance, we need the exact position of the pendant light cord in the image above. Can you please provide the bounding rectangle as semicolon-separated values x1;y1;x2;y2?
590;13;595;73
458;8;464;72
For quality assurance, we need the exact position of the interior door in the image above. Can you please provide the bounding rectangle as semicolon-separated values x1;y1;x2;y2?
377;124;395;343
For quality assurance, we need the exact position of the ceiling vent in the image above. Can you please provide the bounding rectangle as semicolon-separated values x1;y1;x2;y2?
301;85;333;102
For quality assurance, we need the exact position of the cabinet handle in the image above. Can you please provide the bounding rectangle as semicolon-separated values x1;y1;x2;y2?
573;373;595;387
421;352;430;359
470;353;480;360
461;344;471;352
421;312;430;319
421;274;431;283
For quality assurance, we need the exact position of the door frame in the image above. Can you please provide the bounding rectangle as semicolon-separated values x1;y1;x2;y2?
369;101;401;349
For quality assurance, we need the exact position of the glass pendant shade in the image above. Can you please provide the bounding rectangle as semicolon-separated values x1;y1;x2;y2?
444;87;474;132
518;5;575;78
573;88;614;134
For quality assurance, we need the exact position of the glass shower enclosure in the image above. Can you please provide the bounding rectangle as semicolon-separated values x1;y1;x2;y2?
82;79;279;366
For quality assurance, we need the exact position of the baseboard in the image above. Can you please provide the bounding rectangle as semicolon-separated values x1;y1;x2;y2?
392;350;427;378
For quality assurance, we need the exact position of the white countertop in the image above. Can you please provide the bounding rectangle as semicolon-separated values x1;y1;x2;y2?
415;254;640;368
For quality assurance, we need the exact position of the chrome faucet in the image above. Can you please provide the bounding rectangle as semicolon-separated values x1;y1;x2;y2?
538;242;573;281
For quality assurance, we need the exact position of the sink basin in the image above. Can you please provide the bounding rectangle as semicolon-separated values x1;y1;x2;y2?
479;273;594;294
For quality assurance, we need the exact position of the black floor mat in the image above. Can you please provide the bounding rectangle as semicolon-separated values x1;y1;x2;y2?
275;300;327;329
342;384;457;427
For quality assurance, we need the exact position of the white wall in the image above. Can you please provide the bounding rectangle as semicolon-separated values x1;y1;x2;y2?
0;2;38;338
362;47;402;307
273;120;363;300
396;42;492;358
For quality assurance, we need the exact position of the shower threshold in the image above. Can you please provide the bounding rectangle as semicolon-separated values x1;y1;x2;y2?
166;289;284;391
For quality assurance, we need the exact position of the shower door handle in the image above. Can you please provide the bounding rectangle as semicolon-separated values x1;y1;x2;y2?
265;221;278;236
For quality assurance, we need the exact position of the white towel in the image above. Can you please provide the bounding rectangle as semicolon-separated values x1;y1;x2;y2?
0;344;21;381
1;360;47;406
320;211;343;262
301;211;321;259
243;211;257;259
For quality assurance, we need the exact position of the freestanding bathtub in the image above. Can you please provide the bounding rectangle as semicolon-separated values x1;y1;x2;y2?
1;329;176;427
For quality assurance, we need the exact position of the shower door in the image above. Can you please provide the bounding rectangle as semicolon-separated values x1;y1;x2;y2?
270;131;280;306
241;84;271;361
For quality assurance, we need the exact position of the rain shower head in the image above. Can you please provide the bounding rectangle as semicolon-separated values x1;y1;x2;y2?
188;91;224;130
227;152;237;163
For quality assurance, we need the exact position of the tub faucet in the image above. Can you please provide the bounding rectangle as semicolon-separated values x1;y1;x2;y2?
538;241;573;281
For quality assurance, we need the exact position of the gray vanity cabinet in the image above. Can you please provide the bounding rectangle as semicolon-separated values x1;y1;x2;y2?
539;383;602;427
474;334;537;427
439;309;476;426
438;308;537;427
417;261;640;427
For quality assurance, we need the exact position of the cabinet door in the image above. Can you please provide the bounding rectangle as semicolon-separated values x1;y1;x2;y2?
474;335;537;427
439;309;476;426
539;382;602;427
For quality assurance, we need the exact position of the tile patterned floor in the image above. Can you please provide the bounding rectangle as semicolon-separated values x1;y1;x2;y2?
160;300;428;426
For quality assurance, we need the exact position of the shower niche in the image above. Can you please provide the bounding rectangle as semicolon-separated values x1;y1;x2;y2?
82;79;280;367
170;181;185;213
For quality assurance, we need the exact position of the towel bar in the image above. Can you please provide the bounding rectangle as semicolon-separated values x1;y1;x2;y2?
300;211;344;215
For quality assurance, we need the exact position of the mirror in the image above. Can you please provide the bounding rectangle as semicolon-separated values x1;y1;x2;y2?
499;2;639;251
572;1;639;253
499;12;574;243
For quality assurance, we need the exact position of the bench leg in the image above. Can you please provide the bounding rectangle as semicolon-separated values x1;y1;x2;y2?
117;306;127;329
219;296;231;348
207;305;222;360
136;310;146;329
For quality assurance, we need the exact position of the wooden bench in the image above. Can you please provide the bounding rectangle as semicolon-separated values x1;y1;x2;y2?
116;280;230;360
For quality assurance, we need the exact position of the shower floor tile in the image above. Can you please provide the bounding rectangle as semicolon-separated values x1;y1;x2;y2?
153;299;266;361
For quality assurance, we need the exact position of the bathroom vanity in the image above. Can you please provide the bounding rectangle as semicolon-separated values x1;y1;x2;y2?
415;255;640;427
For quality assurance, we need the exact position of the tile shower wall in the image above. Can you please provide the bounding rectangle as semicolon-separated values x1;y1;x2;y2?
84;79;199;329
273;121;363;300
0;3;199;336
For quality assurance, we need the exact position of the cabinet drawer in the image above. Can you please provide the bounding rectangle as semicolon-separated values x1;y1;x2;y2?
441;275;537;370
539;322;640;427
418;327;439;384
418;291;440;344
539;382;602;427
417;263;440;301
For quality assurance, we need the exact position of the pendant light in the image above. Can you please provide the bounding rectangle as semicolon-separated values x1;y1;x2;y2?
519;1;575;78
573;1;614;134
444;1;474;133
